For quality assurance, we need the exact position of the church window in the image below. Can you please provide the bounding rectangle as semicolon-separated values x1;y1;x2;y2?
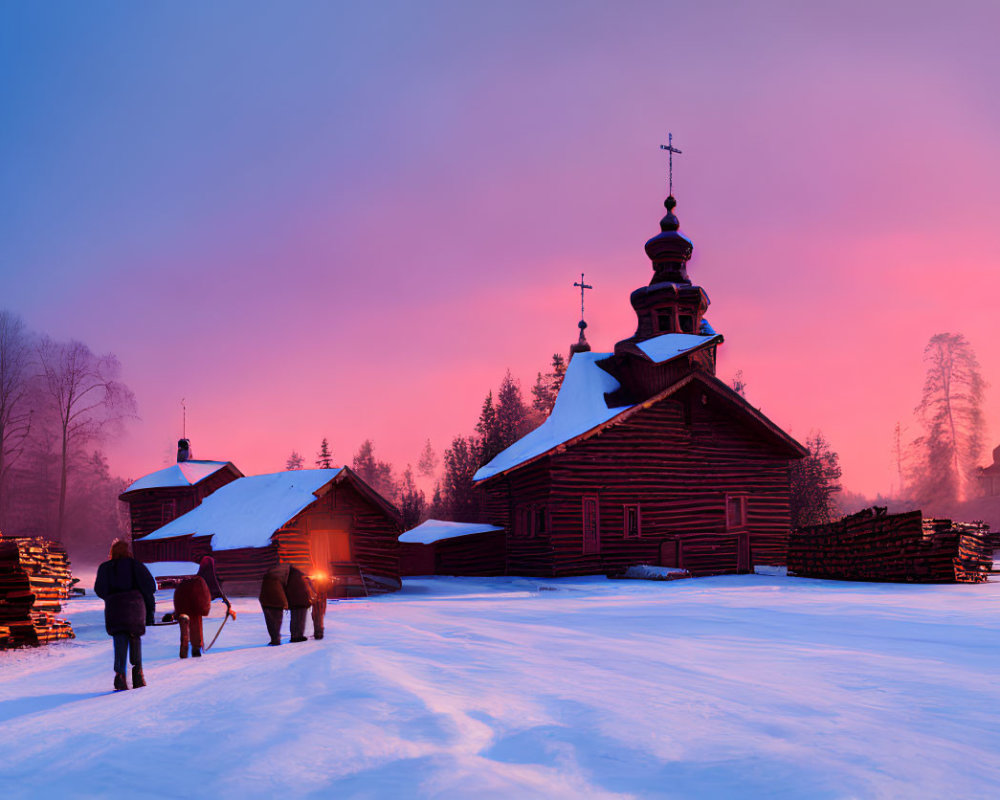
678;313;694;333
534;507;547;536
655;308;674;333
726;494;747;530
624;504;640;538
582;496;600;554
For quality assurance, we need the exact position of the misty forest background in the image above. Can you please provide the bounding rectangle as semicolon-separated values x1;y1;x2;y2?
0;308;995;565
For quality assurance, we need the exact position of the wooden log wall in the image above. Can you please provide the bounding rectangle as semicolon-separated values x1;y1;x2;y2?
787;507;993;583
276;482;401;596
0;537;75;648
435;531;507;576
543;386;794;577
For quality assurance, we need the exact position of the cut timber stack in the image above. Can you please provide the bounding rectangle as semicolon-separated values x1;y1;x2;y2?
788;507;993;583
0;536;76;648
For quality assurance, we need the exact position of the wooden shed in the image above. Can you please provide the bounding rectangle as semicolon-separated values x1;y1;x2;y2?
399;520;506;577
133;468;402;596
471;193;806;578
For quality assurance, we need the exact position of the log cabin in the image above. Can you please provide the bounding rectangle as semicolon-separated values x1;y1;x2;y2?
472;193;807;577
132;467;402;596
119;438;243;539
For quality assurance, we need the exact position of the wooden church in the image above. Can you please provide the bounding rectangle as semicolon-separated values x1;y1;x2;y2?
470;188;807;577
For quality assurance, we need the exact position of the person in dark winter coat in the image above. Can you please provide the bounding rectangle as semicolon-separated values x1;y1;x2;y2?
258;563;314;645
173;555;234;659
94;540;157;691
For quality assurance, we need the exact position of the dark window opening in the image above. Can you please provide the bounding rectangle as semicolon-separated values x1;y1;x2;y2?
726;495;747;531
624;505;640;538
582;496;599;554
678;314;694;333
655;309;674;333
160;499;176;525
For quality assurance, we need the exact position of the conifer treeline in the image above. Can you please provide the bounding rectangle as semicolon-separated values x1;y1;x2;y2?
288;354;567;529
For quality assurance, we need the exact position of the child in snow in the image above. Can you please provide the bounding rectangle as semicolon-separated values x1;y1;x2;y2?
94;539;157;691
174;555;235;658
258;563;314;645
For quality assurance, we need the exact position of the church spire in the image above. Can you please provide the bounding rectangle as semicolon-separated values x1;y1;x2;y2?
569;273;592;358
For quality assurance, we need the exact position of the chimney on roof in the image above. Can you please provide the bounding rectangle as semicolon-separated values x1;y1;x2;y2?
177;438;191;463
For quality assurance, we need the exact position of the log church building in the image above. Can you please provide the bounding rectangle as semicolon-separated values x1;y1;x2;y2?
453;186;807;577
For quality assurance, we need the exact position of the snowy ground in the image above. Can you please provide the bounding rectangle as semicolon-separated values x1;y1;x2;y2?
3;573;1000;799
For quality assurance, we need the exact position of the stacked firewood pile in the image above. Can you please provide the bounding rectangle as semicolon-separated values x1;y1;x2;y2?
788;507;993;583
0;536;76;648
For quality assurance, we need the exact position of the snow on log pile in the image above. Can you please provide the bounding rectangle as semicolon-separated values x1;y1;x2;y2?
788;507;993;583
0;536;75;648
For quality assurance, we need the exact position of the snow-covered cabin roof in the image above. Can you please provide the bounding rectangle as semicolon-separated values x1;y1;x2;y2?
473;351;634;483
124;461;233;493
399;520;504;545
146;561;200;579
636;332;723;364
141;469;343;551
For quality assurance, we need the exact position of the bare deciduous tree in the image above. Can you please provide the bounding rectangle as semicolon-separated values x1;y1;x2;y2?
910;333;985;506
37;338;136;538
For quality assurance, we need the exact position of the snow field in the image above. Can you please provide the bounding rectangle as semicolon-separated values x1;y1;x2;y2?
2;574;1000;799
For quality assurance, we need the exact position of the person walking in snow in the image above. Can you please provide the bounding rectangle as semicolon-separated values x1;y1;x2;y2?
258;563;314;645
174;555;235;658
94;539;157;691
310;572;332;640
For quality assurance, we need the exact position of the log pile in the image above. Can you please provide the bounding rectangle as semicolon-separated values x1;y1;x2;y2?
788;507;993;583
0;536;76;648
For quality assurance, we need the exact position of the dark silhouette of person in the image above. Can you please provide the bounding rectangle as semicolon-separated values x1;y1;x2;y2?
258;563;314;645
94;539;156;691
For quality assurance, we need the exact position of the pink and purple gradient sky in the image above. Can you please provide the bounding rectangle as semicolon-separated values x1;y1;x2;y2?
3;2;999;497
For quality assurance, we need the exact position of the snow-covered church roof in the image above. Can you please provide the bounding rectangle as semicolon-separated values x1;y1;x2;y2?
473;351;634;483
123;460;233;493
400;520;504;545
635;331;723;364
141;469;343;551
473;329;757;483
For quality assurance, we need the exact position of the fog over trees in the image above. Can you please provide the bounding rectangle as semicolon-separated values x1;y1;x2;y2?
0;310;135;562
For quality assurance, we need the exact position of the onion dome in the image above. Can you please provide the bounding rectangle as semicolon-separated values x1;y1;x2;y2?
643;196;693;284
569;319;591;357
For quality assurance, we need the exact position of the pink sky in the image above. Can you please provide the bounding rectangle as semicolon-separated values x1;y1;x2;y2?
3;2;999;497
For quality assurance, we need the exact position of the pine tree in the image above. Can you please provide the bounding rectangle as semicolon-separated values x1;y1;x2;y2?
789;432;842;528
399;465;426;529
417;438;437;479
531;353;567;417
440;435;483;521
286;451;304;470
496;370;528;449
476;392;503;466
315;438;333;469
910;333;986;505
352;439;398;501
730;370;747;397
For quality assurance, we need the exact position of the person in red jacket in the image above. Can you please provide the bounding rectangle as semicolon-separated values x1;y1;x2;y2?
174;555;234;658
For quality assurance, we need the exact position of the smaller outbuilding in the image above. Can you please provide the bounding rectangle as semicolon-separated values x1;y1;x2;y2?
399;520;505;576
133;468;402;596
120;439;243;540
